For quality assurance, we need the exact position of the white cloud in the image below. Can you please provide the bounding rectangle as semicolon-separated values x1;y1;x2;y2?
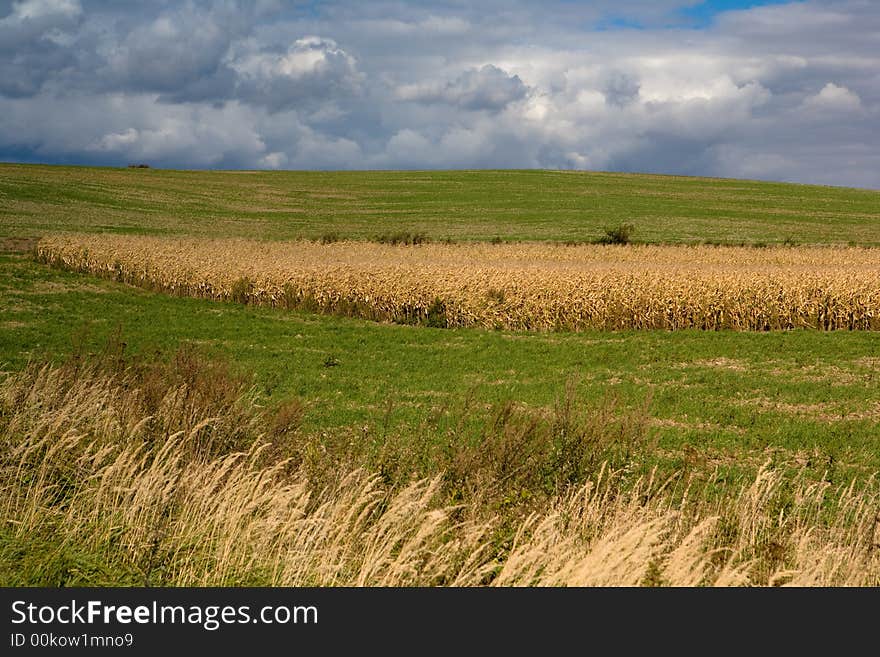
232;37;354;81
355;15;470;37
260;151;288;169
0;94;267;167
92;127;139;152
7;0;81;21
717;3;851;36
802;82;862;112
384;129;432;166
227;36;364;111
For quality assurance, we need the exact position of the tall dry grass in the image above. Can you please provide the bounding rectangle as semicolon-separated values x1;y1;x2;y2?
2;360;878;586
37;234;880;331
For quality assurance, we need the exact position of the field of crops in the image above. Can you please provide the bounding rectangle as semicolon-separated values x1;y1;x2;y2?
37;234;880;331
6;164;880;588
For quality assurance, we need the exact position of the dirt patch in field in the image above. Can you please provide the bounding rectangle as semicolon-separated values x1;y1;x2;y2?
501;334;565;344
0;320;30;330
737;397;880;423
704;358;747;371
684;357;749;372
835;402;880;422
673;357;870;386
0;297;48;314
758;359;873;386
650;417;745;434
0;237;40;253
305;192;358;200
663;445;782;475
26;280;109;295
741;397;837;415
794;364;866;385
229;206;306;214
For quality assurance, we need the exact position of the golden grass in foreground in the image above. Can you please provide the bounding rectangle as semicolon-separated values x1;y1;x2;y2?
2;363;878;586
38;234;880;330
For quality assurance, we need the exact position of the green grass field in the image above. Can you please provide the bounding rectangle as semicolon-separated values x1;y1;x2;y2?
3;163;880;586
3;164;880;479
3;163;880;245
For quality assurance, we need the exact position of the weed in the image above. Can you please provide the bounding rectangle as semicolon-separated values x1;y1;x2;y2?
3;358;878;586
425;297;448;328
598;223;635;245
376;232;429;246
230;276;255;304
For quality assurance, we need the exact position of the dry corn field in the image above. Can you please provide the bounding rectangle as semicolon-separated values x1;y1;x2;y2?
37;234;880;331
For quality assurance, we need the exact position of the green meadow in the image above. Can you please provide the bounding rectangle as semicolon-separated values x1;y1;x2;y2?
3;163;880;245
3;164;880;479
3;163;880;585
2;247;879;483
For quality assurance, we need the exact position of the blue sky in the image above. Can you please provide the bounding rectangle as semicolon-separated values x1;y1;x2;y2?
0;0;878;188
595;1;802;28
681;0;801;25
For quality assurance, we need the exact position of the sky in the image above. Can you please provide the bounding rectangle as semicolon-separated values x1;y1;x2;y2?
0;0;878;188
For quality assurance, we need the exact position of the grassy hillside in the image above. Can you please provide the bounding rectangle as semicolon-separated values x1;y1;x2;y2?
3;164;880;586
2;163;880;245
6;354;877;587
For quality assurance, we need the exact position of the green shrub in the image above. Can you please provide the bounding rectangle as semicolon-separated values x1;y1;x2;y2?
425;297;448;328
376;231;429;246
230;276;255;304
598;223;635;245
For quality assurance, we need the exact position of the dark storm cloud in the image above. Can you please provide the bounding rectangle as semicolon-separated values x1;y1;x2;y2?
0;0;83;96
102;3;242;94
396;65;529;112
0;0;878;188
602;72;641;107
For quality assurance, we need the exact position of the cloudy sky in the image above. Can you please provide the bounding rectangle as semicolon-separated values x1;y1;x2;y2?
1;0;878;188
